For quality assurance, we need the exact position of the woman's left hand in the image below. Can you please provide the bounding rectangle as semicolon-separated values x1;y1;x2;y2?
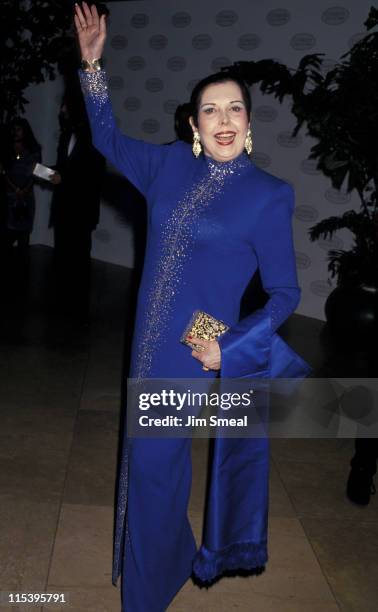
188;336;221;371
50;172;61;185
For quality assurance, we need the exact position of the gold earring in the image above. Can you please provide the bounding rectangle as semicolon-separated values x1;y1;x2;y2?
245;127;253;155
192;131;202;158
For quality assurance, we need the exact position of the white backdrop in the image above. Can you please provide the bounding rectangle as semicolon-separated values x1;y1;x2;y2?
26;0;372;320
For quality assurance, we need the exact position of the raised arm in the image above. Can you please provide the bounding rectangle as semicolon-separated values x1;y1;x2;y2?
74;2;164;197
218;183;302;378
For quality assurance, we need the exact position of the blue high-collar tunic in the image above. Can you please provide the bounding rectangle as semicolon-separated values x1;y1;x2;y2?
79;69;310;611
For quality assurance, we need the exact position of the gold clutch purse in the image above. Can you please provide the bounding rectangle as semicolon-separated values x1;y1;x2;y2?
180;309;229;351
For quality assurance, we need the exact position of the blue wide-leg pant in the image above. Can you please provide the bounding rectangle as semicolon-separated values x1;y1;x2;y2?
120;434;270;611
121;437;197;611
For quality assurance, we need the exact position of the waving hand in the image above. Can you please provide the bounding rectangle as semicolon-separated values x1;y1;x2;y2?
74;2;107;61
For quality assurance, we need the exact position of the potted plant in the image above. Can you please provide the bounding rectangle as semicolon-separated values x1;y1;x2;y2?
225;6;378;341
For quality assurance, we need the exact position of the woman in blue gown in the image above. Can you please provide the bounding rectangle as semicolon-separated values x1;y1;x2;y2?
75;4;310;610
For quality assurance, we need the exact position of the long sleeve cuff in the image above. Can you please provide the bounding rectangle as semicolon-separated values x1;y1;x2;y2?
218;308;311;380
79;68;108;105
218;310;271;378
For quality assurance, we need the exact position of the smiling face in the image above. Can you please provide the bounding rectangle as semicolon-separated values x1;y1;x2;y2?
189;80;250;162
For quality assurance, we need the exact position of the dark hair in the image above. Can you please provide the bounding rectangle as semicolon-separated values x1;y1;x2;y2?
8;117;41;154
174;102;193;143
189;71;252;127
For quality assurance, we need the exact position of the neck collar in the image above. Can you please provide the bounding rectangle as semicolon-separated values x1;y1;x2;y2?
205;150;252;177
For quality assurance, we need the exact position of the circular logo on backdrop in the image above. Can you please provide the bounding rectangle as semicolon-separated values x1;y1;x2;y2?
192;34;213;50
321;7;350;25
163;99;180;115
130;14;149;28
238;33;261;51
325;188;351;205
123;97;142;112
167;56;187;71
266;8;291;26
300;159;321;175
215;10;239;27
254;105;278;122
111;35;128;50
290;33;316;51
310;280;333;297
252;152;272;168
127;56;146;71
145;78;164;93
211;57;231;72
317;236;344;251
142;119;160;134
277;131;302;147
108;76;124;90
295;251;311;269
149;35;168;50
172;12;192;28
294;205;319;223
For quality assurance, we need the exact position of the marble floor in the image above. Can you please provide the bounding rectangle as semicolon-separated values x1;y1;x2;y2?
0;247;377;612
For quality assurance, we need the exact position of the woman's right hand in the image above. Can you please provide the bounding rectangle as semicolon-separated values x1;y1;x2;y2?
74;2;107;61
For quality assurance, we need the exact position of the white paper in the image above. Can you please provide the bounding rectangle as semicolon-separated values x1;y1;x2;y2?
33;162;55;181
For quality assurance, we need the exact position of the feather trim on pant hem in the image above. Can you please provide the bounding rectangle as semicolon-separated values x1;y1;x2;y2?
192;541;267;583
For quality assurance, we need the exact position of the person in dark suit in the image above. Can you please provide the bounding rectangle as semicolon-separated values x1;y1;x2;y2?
50;85;105;321
1;118;41;256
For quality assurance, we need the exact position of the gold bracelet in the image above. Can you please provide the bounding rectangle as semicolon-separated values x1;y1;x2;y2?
81;58;103;72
